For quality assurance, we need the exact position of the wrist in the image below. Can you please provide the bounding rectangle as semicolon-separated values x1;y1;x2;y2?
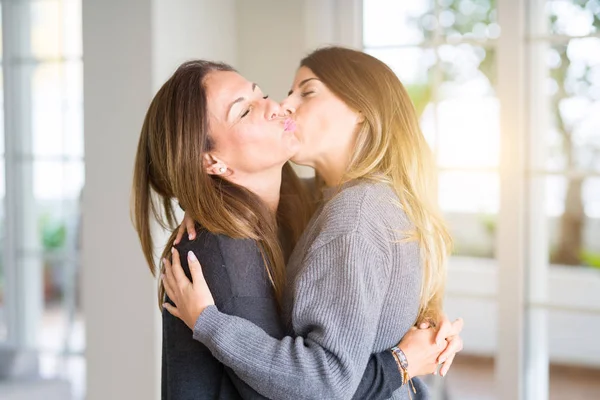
391;345;418;395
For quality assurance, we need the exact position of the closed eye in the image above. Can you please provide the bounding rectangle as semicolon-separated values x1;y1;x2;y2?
301;91;314;97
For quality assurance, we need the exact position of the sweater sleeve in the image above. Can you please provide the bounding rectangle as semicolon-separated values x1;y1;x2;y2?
352;351;404;399
193;233;391;400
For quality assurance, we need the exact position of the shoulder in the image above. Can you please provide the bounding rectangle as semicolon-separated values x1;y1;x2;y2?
175;229;272;300
318;180;411;242
176;230;261;267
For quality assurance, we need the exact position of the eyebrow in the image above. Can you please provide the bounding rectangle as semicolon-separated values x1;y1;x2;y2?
228;83;257;118
288;77;319;96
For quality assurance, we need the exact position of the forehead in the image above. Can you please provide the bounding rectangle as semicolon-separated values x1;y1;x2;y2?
292;66;318;86
204;70;251;116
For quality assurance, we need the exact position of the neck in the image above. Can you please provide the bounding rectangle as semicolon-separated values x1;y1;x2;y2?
311;146;353;188
227;167;282;212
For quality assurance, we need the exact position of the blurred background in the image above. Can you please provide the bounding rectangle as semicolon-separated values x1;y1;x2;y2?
0;0;598;399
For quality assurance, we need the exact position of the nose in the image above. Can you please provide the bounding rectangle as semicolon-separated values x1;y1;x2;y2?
280;100;295;116
265;98;286;120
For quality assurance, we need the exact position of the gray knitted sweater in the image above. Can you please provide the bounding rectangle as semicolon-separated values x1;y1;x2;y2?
194;180;427;400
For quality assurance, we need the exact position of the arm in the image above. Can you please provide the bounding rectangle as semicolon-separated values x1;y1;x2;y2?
166;236;464;398
168;233;390;400
352;351;403;400
353;315;466;400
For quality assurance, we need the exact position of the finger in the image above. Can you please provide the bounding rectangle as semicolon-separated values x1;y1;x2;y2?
171;247;191;286
162;302;181;319
419;321;430;329
174;223;186;245
437;335;463;364
186;218;196;240
161;271;177;304
187;251;205;285
450;317;465;335
440;353;456;377
435;317;452;347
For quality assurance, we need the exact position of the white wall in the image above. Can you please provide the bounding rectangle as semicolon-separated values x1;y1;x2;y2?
236;0;362;101
82;1;157;398
153;0;237;84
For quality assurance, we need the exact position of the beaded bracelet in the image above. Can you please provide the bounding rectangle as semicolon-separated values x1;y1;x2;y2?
390;346;417;399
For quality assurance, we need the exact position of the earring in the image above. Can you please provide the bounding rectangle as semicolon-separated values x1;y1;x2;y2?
219;167;226;173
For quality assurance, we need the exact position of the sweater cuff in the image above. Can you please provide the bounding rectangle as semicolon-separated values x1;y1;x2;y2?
382;350;405;387
193;305;227;343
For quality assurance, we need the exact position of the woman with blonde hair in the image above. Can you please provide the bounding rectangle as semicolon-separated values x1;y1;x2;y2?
133;58;461;399
163;47;462;400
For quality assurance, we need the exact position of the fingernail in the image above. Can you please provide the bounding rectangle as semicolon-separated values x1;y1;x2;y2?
171;247;175;254
160;274;165;280
188;251;197;261
439;357;447;364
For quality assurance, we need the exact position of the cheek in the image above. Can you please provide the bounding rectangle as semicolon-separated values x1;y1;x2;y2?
299;100;346;143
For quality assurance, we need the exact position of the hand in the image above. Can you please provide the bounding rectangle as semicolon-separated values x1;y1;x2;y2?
174;211;196;244
162;247;215;330
434;316;464;377
397;326;443;377
398;316;464;377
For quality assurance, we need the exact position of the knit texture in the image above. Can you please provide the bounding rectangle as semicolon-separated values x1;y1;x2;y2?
194;180;428;400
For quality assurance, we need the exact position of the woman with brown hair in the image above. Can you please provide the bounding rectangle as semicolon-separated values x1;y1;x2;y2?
162;47;463;399
133;59;461;399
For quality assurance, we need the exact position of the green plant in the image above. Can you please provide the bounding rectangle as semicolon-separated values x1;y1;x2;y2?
581;250;600;269
39;213;67;251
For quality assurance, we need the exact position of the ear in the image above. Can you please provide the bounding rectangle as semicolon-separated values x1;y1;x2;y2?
203;153;228;176
356;111;365;124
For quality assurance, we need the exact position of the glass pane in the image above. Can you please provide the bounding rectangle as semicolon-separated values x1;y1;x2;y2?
547;39;600;172
365;47;437;146
439;0;499;41
32;61;84;158
546;311;600;397
547;0;600;37
19;251;84;392
436;44;498;168
21;0;83;59
0;65;4;156
0;3;3;59
13;160;83;254
439;171;499;258
547;176;600;269
441;298;497;398
363;0;434;47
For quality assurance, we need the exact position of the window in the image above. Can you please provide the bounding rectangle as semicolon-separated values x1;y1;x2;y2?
364;0;500;260
1;0;84;398
364;0;600;399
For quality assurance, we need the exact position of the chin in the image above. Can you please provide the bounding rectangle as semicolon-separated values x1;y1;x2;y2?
289;152;310;167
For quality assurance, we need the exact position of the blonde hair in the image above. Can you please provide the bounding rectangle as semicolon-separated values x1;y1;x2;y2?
301;47;452;324
131;60;312;309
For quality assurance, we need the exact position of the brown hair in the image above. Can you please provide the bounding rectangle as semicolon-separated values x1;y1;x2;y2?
131;60;312;309
300;47;452;324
